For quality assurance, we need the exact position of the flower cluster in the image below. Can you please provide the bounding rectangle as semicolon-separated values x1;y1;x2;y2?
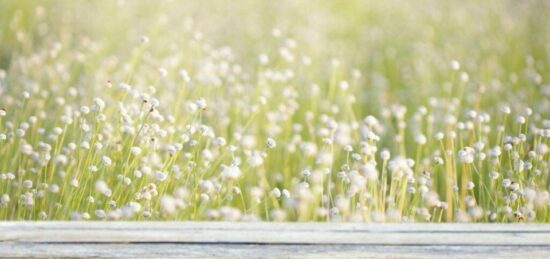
0;0;549;222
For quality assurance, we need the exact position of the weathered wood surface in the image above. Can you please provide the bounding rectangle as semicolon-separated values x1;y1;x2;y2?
1;222;550;258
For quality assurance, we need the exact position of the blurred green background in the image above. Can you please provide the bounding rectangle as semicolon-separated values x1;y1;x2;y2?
1;0;549;108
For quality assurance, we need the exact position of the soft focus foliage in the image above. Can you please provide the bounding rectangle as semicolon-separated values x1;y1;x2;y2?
0;0;550;222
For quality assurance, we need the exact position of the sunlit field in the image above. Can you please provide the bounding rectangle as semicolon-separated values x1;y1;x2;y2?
0;0;549;222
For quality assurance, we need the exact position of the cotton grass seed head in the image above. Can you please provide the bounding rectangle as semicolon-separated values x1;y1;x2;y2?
1;194;10;204
221;165;242;181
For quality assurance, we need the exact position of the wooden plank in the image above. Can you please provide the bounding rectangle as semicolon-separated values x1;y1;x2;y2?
3;221;550;232
4;229;550;245
1;222;550;258
2;243;550;259
2;222;550;245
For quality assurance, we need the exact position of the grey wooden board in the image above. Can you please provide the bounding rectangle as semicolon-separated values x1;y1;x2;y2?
1;222;550;258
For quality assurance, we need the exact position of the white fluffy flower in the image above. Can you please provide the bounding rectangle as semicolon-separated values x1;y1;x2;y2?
131;146;142;156
102;156;112;166
93;97;106;111
221;165;242;180
160;195;178;216
458;147;475;164
247;153;264;167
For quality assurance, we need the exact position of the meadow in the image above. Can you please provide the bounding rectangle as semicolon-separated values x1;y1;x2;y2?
0;0;549;222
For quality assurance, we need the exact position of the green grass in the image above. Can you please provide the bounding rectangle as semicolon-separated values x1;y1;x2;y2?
0;0;549;222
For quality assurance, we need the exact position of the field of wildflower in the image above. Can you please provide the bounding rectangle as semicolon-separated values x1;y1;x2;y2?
0;0;549;223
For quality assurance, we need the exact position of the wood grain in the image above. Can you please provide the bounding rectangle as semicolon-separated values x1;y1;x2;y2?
1;222;549;258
